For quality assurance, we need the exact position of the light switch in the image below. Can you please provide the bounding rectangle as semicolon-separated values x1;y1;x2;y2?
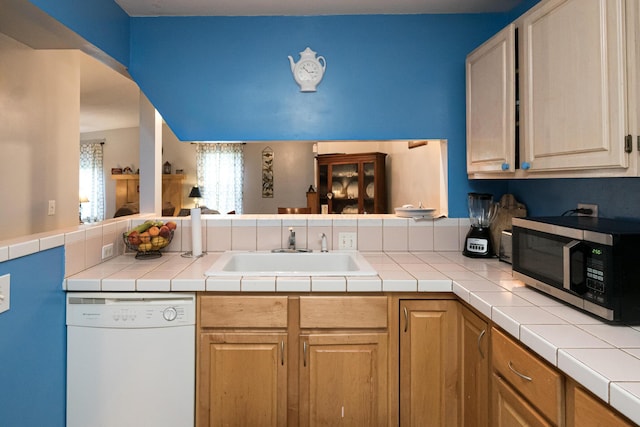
0;273;10;314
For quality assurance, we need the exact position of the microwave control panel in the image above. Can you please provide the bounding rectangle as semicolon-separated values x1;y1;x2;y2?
584;246;608;304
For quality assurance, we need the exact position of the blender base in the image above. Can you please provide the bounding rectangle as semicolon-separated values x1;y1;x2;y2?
463;226;494;258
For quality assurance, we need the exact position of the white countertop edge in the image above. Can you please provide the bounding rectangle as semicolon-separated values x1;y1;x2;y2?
610;382;640;425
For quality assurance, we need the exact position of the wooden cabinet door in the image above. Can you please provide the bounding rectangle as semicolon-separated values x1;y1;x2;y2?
198;332;288;427
466;23;516;175
298;333;388;427
399;300;459;427
492;373;553;427
520;0;628;172
460;305;489;427
567;381;635;427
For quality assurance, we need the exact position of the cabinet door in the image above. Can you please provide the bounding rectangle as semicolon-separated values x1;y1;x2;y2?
299;333;388;427
363;161;376;214
329;162;359;214
492;373;553;427
399;300;459;427
198;332;288;427
460;305;489;427
466;24;516;175
567;382;635;427
521;0;628;172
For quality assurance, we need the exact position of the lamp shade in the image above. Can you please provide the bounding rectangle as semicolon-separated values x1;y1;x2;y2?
189;186;202;198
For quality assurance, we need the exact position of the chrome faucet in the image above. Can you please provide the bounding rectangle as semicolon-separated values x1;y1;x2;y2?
320;233;328;252
288;227;296;250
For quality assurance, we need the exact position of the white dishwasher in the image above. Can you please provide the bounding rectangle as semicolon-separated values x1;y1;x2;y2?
66;292;195;427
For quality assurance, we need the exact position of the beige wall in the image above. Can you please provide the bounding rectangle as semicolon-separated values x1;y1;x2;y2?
0;33;80;240
242;141;315;214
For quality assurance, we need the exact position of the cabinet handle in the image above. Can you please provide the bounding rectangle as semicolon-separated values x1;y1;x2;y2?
403;306;409;333
281;341;285;366
477;329;486;359
508;361;532;382
501;162;510;171
521;161;531;170
303;341;307;367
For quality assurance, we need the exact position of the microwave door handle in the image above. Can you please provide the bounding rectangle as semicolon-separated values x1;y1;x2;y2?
563;240;581;291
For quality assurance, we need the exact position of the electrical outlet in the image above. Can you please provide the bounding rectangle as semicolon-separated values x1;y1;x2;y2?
577;203;598;217
338;232;357;250
47;200;56;216
0;274;10;314
101;243;114;260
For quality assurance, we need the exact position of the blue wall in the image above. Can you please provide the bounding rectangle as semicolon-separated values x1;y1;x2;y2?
128;14;515;217
507;178;640;220
28;0;130;66
0;247;66;427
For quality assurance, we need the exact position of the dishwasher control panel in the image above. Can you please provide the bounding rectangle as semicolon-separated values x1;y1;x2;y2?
66;292;195;328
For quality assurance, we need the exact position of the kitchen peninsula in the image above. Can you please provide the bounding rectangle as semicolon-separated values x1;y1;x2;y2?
46;214;640;426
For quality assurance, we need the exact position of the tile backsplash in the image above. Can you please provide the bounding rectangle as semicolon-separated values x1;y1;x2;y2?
0;214;470;279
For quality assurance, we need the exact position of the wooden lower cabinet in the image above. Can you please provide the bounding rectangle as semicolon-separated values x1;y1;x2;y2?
460;305;489;427
199;332;288;427
566;380;636;427
197;296;289;427
399;299;460;427
298;333;388;426
196;294;635;427
197;295;389;427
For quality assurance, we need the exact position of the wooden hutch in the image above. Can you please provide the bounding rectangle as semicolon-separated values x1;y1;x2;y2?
315;152;387;214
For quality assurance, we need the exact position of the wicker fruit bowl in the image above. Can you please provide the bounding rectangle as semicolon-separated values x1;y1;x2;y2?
123;220;177;259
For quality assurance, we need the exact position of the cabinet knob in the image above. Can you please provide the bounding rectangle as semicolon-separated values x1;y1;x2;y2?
501;163;510;171
521;162;531;170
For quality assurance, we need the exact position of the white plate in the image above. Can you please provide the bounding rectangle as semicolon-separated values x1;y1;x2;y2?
366;182;374;198
394;207;436;218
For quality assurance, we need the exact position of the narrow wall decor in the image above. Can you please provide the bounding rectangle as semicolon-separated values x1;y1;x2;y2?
262;147;274;198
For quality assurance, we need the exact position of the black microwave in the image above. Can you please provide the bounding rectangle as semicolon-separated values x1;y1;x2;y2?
512;216;640;324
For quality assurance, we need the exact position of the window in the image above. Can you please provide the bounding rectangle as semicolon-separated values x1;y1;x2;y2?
79;141;105;222
196;143;244;214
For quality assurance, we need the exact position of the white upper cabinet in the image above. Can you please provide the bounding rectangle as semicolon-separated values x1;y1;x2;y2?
466;24;516;174
521;0;628;173
467;0;639;179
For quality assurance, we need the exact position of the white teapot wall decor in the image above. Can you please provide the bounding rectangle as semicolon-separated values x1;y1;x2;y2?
288;47;326;92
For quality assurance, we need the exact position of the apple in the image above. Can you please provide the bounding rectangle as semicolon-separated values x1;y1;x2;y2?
159;225;171;238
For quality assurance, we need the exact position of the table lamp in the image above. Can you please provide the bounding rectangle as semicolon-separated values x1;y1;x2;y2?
189;186;202;208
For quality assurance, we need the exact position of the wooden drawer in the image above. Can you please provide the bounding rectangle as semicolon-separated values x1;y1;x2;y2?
491;327;563;425
199;296;288;328
299;296;388;329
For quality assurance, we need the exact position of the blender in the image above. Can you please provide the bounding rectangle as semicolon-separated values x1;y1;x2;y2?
463;192;497;258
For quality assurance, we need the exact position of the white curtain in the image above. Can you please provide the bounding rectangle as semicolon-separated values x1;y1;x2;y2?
196;143;244;214
79;142;105;222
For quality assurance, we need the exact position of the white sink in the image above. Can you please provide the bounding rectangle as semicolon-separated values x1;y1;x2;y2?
205;251;378;277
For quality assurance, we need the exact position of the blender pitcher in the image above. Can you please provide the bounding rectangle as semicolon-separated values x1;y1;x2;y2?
463;193;497;258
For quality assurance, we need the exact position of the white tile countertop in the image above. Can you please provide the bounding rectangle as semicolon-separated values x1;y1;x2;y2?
64;250;640;425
